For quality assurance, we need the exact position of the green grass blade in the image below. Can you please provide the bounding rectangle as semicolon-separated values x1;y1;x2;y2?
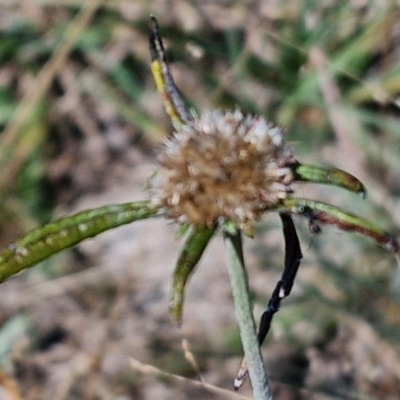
0;201;161;283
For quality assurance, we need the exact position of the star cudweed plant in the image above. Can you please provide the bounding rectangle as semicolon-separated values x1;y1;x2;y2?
0;16;399;399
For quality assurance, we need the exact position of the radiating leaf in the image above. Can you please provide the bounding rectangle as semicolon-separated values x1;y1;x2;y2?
169;224;216;324
0;201;161;283
292;162;366;196
278;198;399;256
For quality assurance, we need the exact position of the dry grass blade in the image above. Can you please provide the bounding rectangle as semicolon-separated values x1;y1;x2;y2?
0;0;105;189
129;357;253;400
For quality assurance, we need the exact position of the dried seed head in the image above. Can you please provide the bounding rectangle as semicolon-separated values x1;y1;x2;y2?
149;109;295;231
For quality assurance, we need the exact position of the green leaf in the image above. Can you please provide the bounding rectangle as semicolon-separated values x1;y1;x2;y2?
0;201;161;283
277;198;399;256
169;224;216;324
292;163;366;196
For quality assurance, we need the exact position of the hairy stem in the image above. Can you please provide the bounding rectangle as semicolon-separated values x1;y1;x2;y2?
223;228;272;400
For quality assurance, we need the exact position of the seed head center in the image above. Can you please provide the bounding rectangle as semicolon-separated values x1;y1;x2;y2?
149;109;295;230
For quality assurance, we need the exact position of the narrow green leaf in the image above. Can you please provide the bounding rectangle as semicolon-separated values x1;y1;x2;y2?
169;224;216;324
292;162;366;196
0;201;161;283
278;198;399;255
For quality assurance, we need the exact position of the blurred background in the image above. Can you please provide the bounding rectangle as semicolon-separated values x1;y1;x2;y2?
0;1;399;399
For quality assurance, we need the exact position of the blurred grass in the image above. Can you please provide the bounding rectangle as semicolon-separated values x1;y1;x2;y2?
0;1;400;399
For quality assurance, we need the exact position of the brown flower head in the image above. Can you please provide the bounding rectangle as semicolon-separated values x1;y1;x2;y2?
149;109;295;232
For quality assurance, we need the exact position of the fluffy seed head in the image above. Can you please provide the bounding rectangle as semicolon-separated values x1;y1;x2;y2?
149;109;295;232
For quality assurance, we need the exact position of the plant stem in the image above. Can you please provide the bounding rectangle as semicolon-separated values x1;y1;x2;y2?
223;229;273;400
